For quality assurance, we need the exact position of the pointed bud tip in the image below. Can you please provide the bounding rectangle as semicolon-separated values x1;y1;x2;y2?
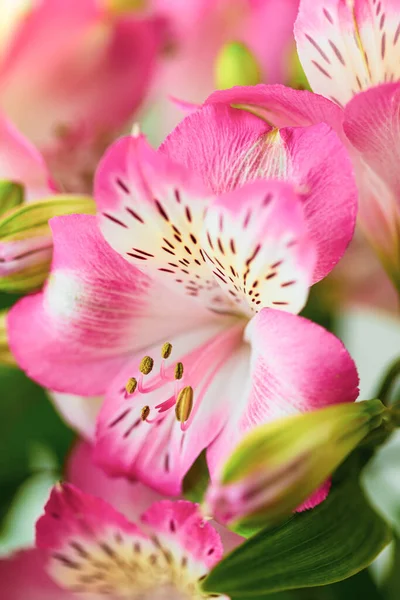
214;41;262;90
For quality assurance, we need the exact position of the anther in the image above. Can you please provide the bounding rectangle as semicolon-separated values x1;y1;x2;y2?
174;362;184;380
141;406;151;421
161;342;173;359
175;386;194;423
139;356;154;375
125;377;137;395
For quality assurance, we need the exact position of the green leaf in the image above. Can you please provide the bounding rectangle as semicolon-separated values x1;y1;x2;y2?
0;181;24;217
0;365;75;525
201;477;392;598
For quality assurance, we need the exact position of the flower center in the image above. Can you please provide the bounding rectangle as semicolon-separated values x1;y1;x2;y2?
122;324;244;432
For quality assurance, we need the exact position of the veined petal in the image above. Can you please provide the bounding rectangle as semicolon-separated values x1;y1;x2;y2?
204;83;344;134
96;133;235;311
95;323;246;496
202;180;316;317
207;309;359;477
295;0;400;106
8;214;212;396
162;104;357;282
36;484;223;597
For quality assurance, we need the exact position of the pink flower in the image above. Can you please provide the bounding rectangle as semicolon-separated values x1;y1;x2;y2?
143;0;301;141
0;441;239;599
0;0;160;192
295;0;400;286
8;104;359;498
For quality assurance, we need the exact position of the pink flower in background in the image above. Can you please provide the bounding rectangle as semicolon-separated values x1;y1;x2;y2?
0;0;160;193
0;114;54;202
8;104;359;498
143;0;301;141
295;0;400;285
0;441;240;599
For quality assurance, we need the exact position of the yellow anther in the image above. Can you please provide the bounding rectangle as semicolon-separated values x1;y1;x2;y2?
175;386;194;423
174;362;184;380
139;356;154;375
161;342;173;359
125;377;137;395
141;405;150;421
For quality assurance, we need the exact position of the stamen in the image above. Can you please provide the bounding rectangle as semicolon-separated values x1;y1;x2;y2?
141;405;150;421
125;377;137;395
139;356;154;375
174;362;184;380
161;342;173;359
175;386;194;423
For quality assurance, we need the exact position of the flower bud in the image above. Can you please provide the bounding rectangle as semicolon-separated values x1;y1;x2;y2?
214;41;262;90
205;400;387;531
0;181;24;217
0;194;95;293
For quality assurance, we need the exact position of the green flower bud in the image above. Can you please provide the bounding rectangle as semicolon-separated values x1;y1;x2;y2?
0;194;95;293
205;400;387;532
0;181;24;218
214;41;262;90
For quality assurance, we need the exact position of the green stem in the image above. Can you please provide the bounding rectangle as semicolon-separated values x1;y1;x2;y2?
375;357;400;407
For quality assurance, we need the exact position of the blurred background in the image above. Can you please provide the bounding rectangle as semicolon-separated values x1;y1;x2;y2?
0;1;399;598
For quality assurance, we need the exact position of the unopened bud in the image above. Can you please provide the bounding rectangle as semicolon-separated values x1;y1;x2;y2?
175;386;194;423
0;194;95;293
214;41;262;90
205;400;387;531
139;356;154;375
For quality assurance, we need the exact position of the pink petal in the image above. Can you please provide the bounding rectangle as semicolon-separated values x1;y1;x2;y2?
94;323;247;496
207;308;359;476
8;214;208;396
0;549;71;600
67;441;163;523
161;103;357;282
95;132;231;310
202;179;316;316
296;479;332;512
204;84;344;133
0;1;160;191
36;484;223;596
0;114;53;201
343;83;400;272
295;0;400;106
142;499;223;568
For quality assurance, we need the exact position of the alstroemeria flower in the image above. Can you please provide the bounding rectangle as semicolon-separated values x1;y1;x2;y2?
295;0;400;286
0;441;240;600
8;105;359;498
0;0;160;192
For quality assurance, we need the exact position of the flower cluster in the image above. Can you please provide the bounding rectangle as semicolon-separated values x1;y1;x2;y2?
0;1;399;599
